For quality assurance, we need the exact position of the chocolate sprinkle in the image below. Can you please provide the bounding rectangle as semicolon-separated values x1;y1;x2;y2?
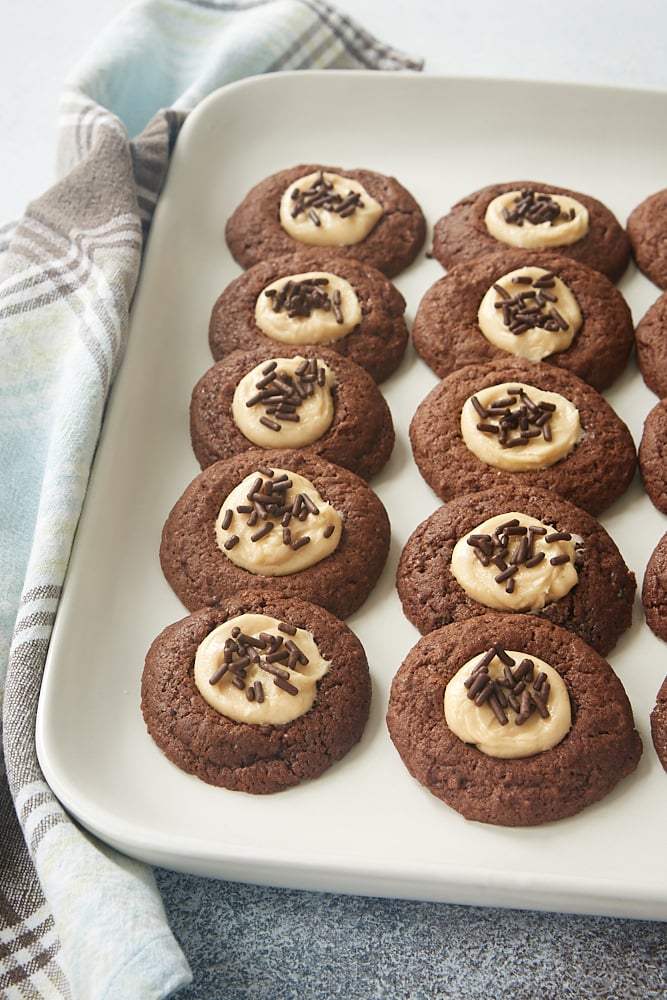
221;508;233;531
289;170;364;227
221;469;337;553
464;644;552;726
243;358;332;433
492;268;573;337
265;276;337;318
472;386;558;448
465;517;572;592
207;623;313;698
502;190;572;228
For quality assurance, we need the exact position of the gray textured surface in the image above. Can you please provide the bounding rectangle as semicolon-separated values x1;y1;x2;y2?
155;870;667;998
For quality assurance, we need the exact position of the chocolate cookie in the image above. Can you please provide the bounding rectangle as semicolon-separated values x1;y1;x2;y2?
409;358;637;517
642;531;667;642
412;249;634;391
386;612;642;827
209;250;410;383
650;675;667;773
141;594;372;793
634;290;667;398
225;164;426;278
432;181;630;283
639;398;667;513
159;449;391;619
396;485;635;655
190;345;394;479
627;188;667;289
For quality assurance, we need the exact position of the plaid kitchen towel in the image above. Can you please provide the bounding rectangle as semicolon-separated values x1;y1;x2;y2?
0;1;422;997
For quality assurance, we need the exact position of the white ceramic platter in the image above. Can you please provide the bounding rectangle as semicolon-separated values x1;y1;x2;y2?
37;72;667;920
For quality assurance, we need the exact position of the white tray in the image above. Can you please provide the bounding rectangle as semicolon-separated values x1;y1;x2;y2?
37;71;667;920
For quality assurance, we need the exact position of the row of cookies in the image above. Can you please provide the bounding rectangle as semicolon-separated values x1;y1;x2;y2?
624;186;667;771
427;182;667;651
142;163;431;793
626;189;667;694
388;177;664;825
411;181;667;773
415;180;667;643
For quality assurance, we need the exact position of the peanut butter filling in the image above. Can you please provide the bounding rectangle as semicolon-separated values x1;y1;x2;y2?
216;466;342;576
232;356;336;448
451;511;580;612
460;381;582;471
255;270;361;345
279;170;383;247
444;644;572;759
485;189;589;249
194;613;330;724
477;266;582;361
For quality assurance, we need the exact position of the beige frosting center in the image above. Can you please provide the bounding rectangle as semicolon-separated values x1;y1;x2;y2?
255;270;362;345
485;190;589;249
477;266;582;361
194;613;330;724
232;356;336;448
279;170;383;247
444;647;572;759
460;381;582;471
216;467;342;576
451;511;580;612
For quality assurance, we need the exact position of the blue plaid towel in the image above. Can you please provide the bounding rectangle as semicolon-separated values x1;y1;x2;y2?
0;1;421;996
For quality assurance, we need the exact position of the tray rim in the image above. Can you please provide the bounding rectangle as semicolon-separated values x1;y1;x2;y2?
36;68;667;922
